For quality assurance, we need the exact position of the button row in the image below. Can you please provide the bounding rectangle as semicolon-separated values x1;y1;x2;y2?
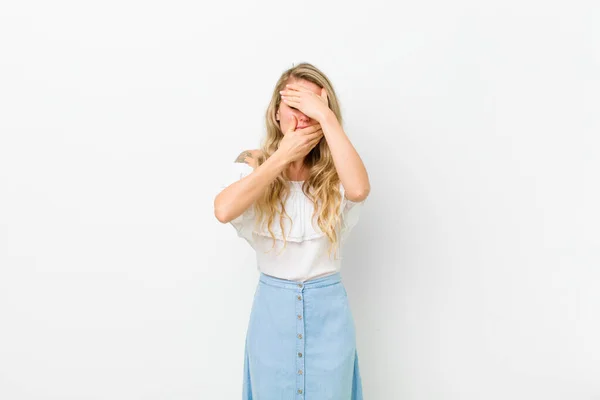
296;284;305;397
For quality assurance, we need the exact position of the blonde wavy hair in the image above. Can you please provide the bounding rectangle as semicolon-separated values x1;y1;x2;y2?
249;62;346;259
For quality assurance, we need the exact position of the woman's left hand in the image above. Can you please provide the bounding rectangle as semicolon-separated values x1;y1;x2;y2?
280;83;331;122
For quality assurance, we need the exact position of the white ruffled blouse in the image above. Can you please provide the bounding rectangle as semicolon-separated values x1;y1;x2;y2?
219;162;366;282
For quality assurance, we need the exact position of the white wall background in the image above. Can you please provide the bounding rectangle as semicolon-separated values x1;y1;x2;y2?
1;0;598;399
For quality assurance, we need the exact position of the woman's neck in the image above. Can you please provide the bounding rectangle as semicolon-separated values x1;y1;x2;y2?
286;161;308;181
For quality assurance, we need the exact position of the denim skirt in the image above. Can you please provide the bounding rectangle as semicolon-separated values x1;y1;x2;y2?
242;271;363;399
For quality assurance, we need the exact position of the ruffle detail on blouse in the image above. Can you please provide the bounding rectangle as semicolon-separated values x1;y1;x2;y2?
252;181;326;242
252;181;366;244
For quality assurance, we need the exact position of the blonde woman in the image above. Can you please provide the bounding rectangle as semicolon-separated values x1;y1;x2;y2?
214;62;370;399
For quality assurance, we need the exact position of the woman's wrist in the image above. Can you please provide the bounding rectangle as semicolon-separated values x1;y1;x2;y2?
270;149;290;170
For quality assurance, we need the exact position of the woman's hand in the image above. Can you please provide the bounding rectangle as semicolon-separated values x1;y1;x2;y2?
279;83;331;122
277;115;324;164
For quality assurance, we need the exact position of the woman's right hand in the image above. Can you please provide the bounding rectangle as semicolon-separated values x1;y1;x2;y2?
277;115;324;164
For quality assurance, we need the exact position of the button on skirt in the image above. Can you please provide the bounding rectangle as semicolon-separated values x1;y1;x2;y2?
243;272;363;399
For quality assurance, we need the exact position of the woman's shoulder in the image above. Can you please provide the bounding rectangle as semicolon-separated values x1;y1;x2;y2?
234;149;265;169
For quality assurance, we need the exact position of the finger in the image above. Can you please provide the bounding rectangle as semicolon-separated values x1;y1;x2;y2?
308;134;323;148
281;94;301;102
296;124;321;134
285;83;312;93
281;97;300;106
287;115;298;132
304;129;323;141
279;89;302;99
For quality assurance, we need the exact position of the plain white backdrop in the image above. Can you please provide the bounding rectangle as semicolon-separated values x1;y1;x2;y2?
1;0;599;399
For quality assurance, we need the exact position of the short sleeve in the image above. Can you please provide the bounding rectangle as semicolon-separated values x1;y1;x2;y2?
218;162;257;249
339;183;367;244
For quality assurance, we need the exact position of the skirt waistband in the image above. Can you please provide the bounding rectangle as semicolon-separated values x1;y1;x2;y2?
259;272;342;290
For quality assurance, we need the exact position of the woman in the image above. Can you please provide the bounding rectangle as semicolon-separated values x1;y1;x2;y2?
214;62;370;399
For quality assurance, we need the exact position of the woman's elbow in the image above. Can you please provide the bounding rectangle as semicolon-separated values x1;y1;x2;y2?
214;196;231;224
346;186;370;202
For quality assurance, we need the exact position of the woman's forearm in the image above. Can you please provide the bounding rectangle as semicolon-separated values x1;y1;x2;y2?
319;110;370;201
214;151;289;223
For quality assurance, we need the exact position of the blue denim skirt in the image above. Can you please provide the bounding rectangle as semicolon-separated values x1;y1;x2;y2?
243;272;363;399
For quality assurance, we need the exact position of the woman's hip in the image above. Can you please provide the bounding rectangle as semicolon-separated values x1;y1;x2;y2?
246;272;356;350
243;272;361;398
